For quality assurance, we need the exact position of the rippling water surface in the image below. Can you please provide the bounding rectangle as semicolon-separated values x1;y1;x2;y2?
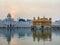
0;28;60;45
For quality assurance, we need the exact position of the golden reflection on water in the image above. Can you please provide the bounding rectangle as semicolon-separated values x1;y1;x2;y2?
31;27;52;42
1;27;60;45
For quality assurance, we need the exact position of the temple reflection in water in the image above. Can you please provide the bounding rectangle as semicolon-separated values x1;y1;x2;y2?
31;27;52;42
0;27;52;45
0;27;60;45
0;28;32;45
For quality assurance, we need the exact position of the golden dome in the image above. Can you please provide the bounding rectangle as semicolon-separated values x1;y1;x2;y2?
40;16;48;20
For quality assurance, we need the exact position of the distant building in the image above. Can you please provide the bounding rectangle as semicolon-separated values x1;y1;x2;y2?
19;18;25;22
0;13;32;28
52;20;60;25
52;20;60;28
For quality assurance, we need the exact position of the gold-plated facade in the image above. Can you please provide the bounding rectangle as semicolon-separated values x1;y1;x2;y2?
33;17;52;26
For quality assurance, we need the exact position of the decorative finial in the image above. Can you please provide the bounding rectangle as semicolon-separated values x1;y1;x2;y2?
7;13;12;18
33;17;35;20
49;18;51;20
37;16;40;20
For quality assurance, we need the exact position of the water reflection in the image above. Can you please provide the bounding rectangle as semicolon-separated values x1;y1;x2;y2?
31;27;52;42
0;27;60;45
0;28;32;45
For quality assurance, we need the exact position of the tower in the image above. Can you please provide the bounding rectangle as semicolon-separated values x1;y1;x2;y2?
37;16;40;20
7;13;12;19
33;17;35;20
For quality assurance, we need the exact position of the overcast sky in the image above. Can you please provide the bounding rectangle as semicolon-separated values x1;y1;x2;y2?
0;0;60;21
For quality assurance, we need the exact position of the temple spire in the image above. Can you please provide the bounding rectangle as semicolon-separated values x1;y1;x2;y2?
7;13;12;19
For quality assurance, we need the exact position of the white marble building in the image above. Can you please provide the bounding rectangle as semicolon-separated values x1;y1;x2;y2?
52;20;60;27
0;13;32;28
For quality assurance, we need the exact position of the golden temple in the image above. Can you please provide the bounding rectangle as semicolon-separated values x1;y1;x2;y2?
32;16;52;27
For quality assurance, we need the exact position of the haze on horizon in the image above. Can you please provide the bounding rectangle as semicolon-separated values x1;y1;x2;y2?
0;0;60;21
